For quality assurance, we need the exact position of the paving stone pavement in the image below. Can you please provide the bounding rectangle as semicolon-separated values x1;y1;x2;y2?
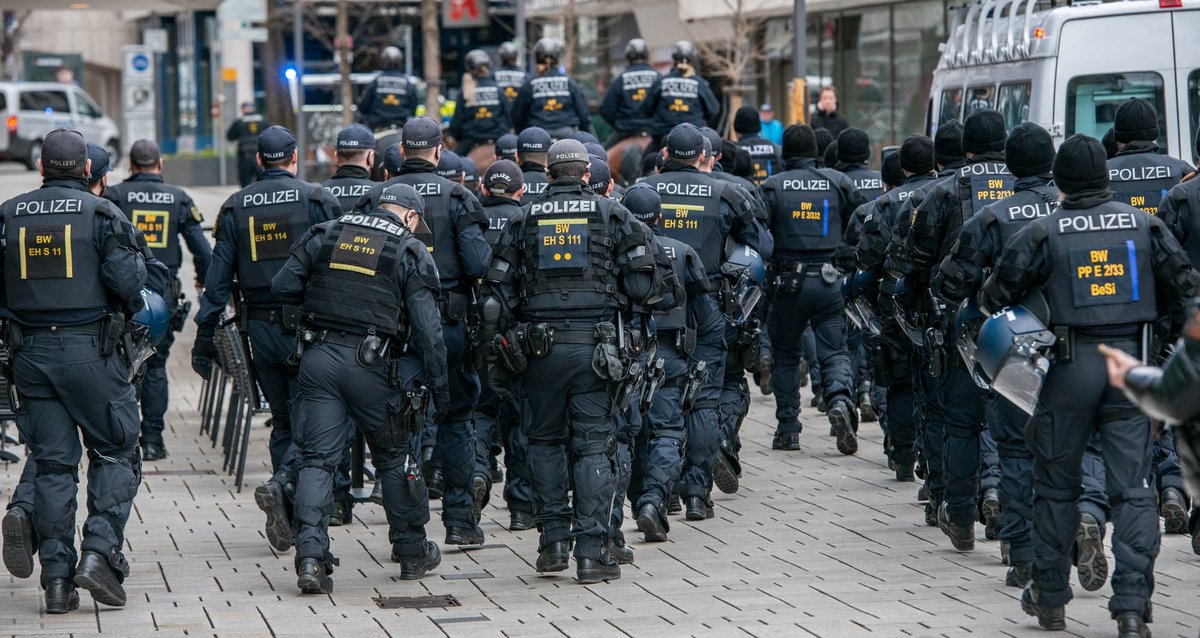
0;168;1198;637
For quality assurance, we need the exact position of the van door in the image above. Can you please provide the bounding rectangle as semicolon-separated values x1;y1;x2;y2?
1055;12;1175;153
18;88;73;142
1171;9;1200;165
71;89;106;147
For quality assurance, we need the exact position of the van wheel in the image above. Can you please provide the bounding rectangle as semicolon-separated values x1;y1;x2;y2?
24;141;41;171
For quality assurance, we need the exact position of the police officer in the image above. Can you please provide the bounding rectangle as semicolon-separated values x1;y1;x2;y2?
462;157;481;198
935;122;1059;585
271;183;450;592
732;106;782;187
227;101;267;188
321;124;377;211
447;49;511;157
587;155;615;197
640;124;761;518
356;117;491;544
495;133;519;163
106;139;213;461
481;138;661;584
761;124;866;454
494;41;527;104
980;134;1199;637
192;126;342;550
517;127;552;205
600;39;659;148
1107;98;1192;218
641;42;720;151
0;128;148;612
357;46;419;131
437;150;466;185
511;38;591;139
833;128;883;202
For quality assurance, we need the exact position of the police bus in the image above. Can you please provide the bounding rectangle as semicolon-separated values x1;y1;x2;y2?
928;0;1200;163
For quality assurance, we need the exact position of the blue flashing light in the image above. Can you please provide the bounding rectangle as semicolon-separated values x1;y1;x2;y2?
283;66;297;81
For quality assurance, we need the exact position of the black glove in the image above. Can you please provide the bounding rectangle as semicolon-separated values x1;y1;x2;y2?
192;325;217;380
486;365;516;399
432;387;452;423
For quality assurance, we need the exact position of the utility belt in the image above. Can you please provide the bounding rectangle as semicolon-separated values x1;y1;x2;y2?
292;324;410;379
657;328;697;356
770;261;839;293
437;289;473;323
18;315;155;384
1053;323;1147;364
244;304;301;329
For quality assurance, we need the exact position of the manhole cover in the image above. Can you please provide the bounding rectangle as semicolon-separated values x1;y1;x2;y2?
374;594;460;609
143;470;217;476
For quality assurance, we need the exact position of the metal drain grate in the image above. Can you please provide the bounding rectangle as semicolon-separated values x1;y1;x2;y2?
143;470;217;476
374;594;461;609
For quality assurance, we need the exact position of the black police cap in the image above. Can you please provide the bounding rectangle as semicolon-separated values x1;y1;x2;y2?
1005;122;1055;178
378;183;425;215
814;128;834;160
665;123;705;160
782;124;817;160
1053;134;1109;195
382;144;404;173
1114;97;1159;144
86;142;110;182
129;138;162;167
622;182;661;222
733;106;761;135
699;127;724;159
517;127;552;153
584;141;607;159
402;116;442;149
837;127;871;164
587;154;612;193
881;151;905;188
483;159;524;194
496;133;519;158
258;125;298;161
462;156;479;183
899;134;935;175
41;128;86;172
962;109;1007;154
337;124;377;150
437;150;464;179
934;120;966;165
547;139;589;166
569;130;600;146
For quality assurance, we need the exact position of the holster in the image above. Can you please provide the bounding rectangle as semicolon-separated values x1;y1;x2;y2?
1054;326;1074;363
613;359;644;413
591;321;627;381
681;360;709;414
439;291;470;323
374;384;429;452
924;327;946;378
494;329;529;374
737;320;761;372
99;313;124;357
526;323;554;358
639;357;667;413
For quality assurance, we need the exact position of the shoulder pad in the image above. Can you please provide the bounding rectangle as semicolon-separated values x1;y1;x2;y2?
716;182;755;219
404;237;442;290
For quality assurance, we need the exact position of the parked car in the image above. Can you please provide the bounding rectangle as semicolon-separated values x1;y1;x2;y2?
0;81;121;170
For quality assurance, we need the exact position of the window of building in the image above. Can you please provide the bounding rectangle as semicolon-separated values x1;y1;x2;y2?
997;82;1031;130
19;90;70;114
1067;72;1165;149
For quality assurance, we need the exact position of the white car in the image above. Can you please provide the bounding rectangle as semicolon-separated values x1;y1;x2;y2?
0;81;121;170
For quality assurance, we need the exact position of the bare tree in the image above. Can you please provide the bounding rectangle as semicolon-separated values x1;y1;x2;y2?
0;11;32;81
262;0;295;130
421;0;440;115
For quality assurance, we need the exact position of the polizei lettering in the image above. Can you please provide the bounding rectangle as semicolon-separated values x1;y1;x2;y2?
325;184;371;199
782;179;831;191
340;213;406;237
1109;165;1173;182
854;178;883;191
413;182;443;197
529;200;598;216
127;191;177;205
1007;202;1057;221
1057;211;1139;234
243;189;301;208
960;162;1008;176
14;198;83;215
655;182;712;198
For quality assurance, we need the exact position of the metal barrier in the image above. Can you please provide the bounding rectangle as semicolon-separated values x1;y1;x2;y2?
0;349;19;464
197;314;269;492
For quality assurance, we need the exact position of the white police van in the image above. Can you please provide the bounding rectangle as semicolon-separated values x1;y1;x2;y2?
928;0;1200;163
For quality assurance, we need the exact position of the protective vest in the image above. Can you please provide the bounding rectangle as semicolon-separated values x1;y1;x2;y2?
739;137;780;187
495;66;527;102
482;199;521;247
1044;200;1157;327
651;74;706;135
654;235;691;331
520;170;549;206
525;74;578;130
2;186;107;312
235;114;264;143
1108;152;1187;217
957;161;1014;220
322;176;375;212
768;167;843;261
519;192;623;315
458;80;507;141
989;184;1060;246
843;166;883;202
300;213;412;336
110;180;186;270
612;65;658;131
643;171;724;274
231;177;317;292
393;172;460;284
370;72;415;120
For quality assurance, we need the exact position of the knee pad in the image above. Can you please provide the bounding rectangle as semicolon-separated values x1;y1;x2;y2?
1033;481;1083;503
1108;486;1157;508
571;430;613;457
36;461;79;483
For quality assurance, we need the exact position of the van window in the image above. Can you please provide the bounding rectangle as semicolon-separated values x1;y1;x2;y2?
997;82;1031;130
965;86;995;118
1066;73;1166;149
19;90;70;114
0;93;6;111
939;88;962;125
74;91;100;118
1188;70;1200;164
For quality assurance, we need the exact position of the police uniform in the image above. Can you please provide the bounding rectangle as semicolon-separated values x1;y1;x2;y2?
494;65;527;104
0;128;149;611
511;70;591;139
639;125;761;518
481;138;662;583
322;124;378;212
227;108;267;187
1107;98;1192;218
517;127;552;206
447;74;511;156
357;70;420;131
980;134;1199;634
641;69;720;147
271;184;450;591
761;125;866;454
600;62;659;146
194;127;342;479
105;141;213;458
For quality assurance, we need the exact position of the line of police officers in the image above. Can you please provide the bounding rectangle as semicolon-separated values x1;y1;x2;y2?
2;44;1198;638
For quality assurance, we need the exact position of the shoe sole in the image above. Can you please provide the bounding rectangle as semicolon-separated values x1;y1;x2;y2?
297;574;332;594
636;510;668;542
982;496;1001;541
509;519;534;532
712;453;739;495
829;409;858;455
1192;530;1200;556
536;559;569;573
445;532;485;547
400;555;441;580
254;485;294;552
74;568;126;607
577;570;621;585
859;403;878;423
1076;518;1108;592
1162;500;1188;535
471;478;489;524
45;596;80;614
2;510;34;579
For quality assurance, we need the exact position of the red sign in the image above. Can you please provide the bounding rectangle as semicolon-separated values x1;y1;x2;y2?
443;0;489;28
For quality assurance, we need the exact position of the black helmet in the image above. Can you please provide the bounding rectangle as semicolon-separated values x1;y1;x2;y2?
381;46;403;71
498;41;519;66
625;38;649;63
534;37;563;64
671;40;697;64
465;49;491;73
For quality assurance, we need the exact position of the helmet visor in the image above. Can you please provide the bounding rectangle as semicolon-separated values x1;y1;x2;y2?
725;275;762;326
991;355;1048;415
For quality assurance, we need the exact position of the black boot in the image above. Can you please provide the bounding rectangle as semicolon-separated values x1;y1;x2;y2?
666;494;683;515
981;487;1001;540
509;510;535;532
397;541;441;580
1161;487;1188;534
858;391;877;423
757;355;773;396
894;461;915;483
1074;512;1108;592
1005;562;1033;588
471;475;490;524
254;481;294;552
141;442;168;461
937;501;975;551
1020;585;1066;631
635;503;668;542
296;557;333;594
44;578;79;614
713;443;740;494
370;480;383;505
608;542;634;565
328;502;349;527
1116;611;1150;638
445;525;485;546
576;555;621;585
3;507;35;579
685;496;713;521
426;467;445;501
771;431;800;451
74;550;127;607
828;399;858;455
536;541;570;573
